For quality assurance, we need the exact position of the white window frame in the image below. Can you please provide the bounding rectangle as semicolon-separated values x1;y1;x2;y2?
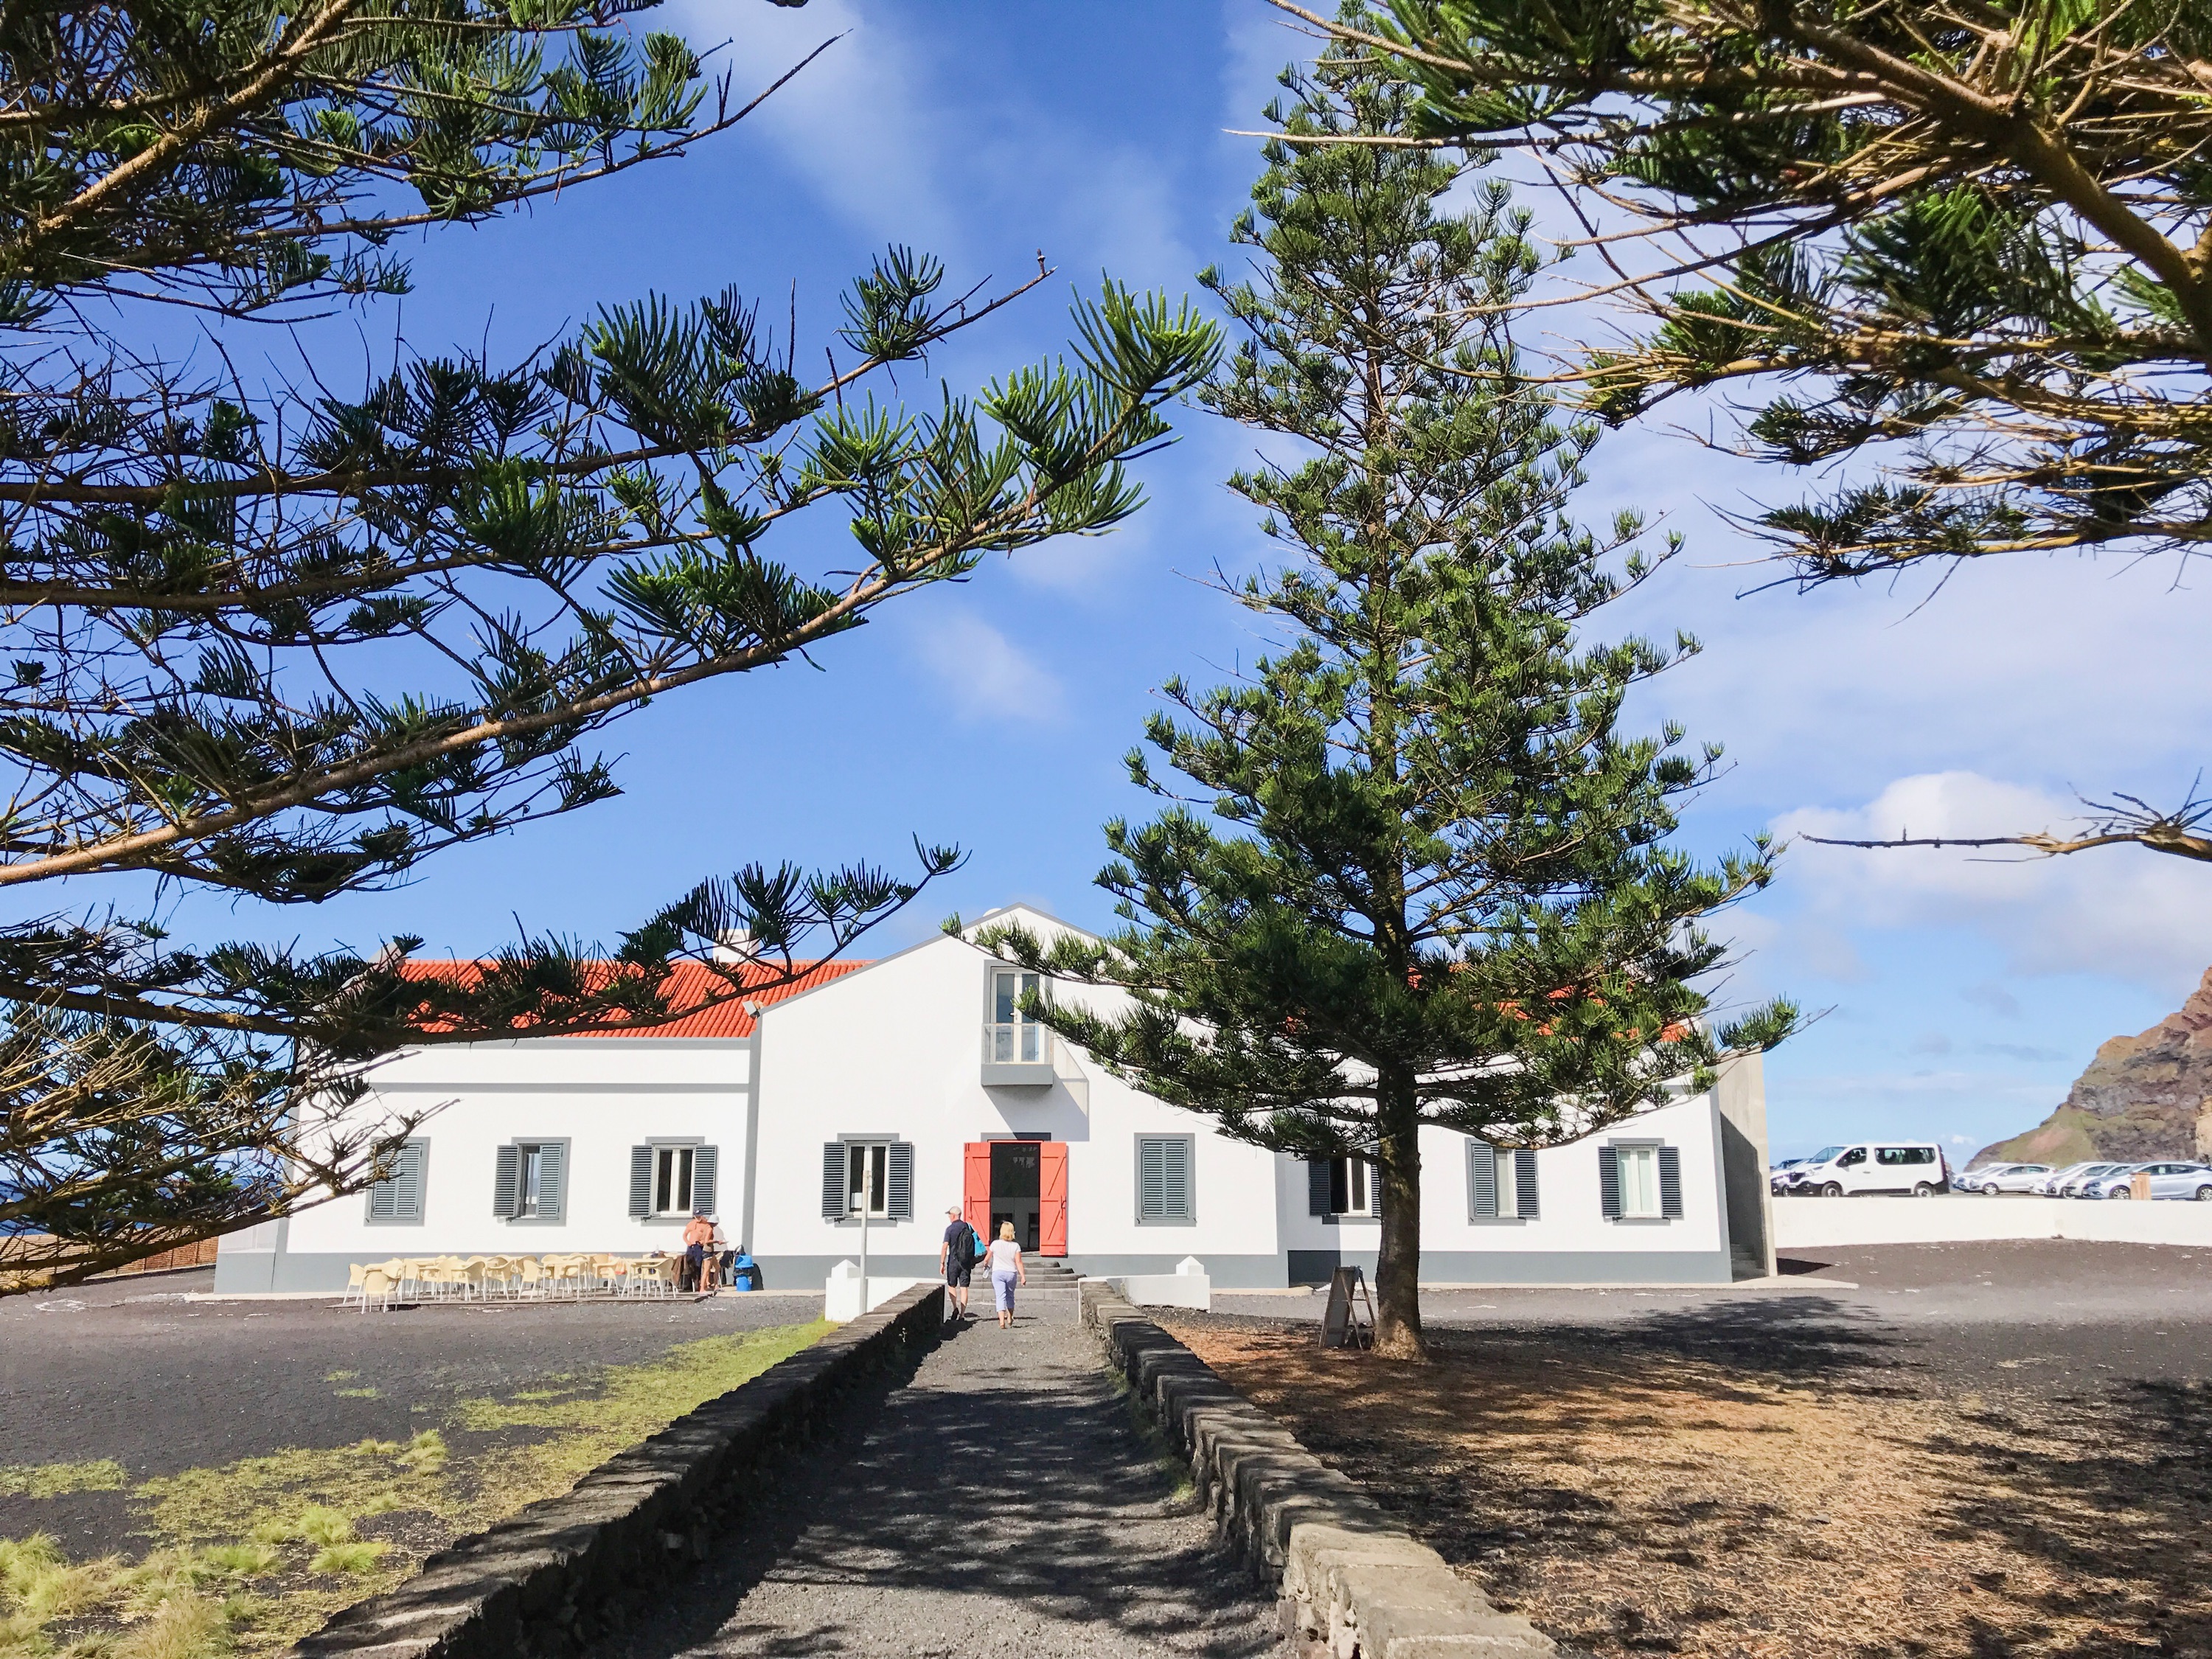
985;967;1050;1065
1614;1142;1663;1220
846;1139;891;1219
1329;1155;1380;1218
653;1144;697;1218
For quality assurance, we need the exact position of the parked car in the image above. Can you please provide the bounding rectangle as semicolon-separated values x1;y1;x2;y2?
2081;1161;2212;1200
1781;1141;1951;1197
2056;1162;2130;1197
2028;1161;2101;1196
1770;1157;1816;1194
1956;1161;2051;1194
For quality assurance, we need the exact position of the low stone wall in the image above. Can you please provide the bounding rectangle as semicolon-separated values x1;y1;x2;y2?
1774;1194;2212;1251
1082;1283;1554;1659
288;1282;944;1659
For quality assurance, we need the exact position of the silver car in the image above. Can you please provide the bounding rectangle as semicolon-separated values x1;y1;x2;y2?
2057;1162;2130;1197
2084;1161;2212;1200
2028;1161;2101;1196
1958;1161;2051;1194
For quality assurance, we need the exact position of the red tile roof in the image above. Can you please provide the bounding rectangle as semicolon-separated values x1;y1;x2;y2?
399;957;869;1040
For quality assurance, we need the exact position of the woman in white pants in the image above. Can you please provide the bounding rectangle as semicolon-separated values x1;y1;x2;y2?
981;1222;1026;1329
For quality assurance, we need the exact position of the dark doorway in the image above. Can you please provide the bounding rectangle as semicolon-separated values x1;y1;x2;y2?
990;1140;1041;1253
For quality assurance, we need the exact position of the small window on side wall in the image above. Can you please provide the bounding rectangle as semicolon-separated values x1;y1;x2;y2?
493;1140;567;1223
1599;1143;1682;1221
1467;1142;1540;1220
1307;1155;1380;1218
1135;1135;1194;1224
366;1140;428;1225
628;1144;719;1218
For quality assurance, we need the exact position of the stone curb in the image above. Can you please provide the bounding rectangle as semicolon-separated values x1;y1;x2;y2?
1080;1284;1557;1659
286;1284;945;1659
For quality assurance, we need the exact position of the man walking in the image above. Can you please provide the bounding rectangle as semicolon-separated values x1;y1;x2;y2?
939;1205;978;1322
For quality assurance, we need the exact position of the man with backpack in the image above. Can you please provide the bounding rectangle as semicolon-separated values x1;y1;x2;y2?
939;1205;981;1323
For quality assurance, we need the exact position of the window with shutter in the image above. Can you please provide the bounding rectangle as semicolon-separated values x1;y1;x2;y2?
1607;1144;1663;1220
366;1140;427;1225
1658;1145;1683;1218
827;1140;899;1219
1136;1135;1194;1224
1307;1158;1332;1217
628;1146;653;1218
1467;1141;1498;1219
1598;1145;1621;1219
1514;1149;1540;1220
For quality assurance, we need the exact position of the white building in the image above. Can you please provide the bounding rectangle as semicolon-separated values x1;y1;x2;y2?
216;905;1775;1293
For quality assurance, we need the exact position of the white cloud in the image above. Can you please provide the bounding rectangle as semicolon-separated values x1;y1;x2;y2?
911;611;1066;724
1773;771;2212;991
686;0;958;247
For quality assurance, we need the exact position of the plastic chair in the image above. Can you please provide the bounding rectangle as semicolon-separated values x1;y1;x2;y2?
515;1256;546;1298
360;1266;396;1313
341;1262;369;1310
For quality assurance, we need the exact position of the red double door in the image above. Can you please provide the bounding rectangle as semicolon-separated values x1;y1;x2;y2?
964;1140;1067;1256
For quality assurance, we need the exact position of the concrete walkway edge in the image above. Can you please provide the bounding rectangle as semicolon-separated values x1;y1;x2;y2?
1082;1283;1557;1659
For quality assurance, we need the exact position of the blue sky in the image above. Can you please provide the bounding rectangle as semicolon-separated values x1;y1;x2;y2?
102;1;2212;1159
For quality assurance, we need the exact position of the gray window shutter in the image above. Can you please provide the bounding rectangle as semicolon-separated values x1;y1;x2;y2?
1138;1138;1166;1221
493;1144;520;1218
393;1142;426;1221
821;1144;845;1219
1307;1158;1332;1216
693;1145;719;1216
1514;1150;1540;1221
1164;1137;1192;1222
628;1146;653;1218
1598;1146;1621;1220
1467;1142;1498;1218
538;1142;566;1222
886;1141;912;1220
368;1147;401;1221
1659;1146;1683;1218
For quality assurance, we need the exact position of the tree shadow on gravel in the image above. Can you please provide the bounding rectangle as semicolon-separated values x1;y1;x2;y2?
1930;1376;2212;1659
1172;1298;2211;1659
602;1320;1280;1659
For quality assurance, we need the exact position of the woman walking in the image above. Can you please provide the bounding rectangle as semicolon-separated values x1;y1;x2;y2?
983;1221;1026;1329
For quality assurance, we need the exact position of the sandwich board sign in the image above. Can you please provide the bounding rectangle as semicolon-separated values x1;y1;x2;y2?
1321;1265;1376;1349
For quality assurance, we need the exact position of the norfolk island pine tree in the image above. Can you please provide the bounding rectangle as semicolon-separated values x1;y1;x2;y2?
984;7;1795;1360
0;1;1222;1287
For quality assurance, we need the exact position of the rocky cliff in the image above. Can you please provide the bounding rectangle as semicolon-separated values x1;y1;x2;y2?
1975;968;2212;1166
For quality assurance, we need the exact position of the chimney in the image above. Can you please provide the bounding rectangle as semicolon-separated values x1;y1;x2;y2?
712;928;757;965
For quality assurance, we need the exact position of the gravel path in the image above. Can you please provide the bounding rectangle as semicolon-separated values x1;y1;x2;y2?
609;1298;1287;1659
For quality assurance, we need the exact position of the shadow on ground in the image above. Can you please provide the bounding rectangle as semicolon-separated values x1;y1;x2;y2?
606;1317;1279;1659
1172;1298;2211;1659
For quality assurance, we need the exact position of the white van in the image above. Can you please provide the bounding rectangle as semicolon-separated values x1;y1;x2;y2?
1785;1142;1950;1197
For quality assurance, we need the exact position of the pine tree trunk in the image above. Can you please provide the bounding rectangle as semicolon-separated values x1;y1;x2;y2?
1371;1074;1428;1360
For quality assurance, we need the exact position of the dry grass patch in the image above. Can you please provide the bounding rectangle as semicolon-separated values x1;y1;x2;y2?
1169;1321;2212;1659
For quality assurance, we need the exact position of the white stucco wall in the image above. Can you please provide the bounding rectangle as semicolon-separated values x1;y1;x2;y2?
1268;1093;1733;1284
223;1037;753;1288
745;919;1284;1282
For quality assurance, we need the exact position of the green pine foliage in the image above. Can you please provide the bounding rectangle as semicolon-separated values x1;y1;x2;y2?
1340;0;2212;576
985;20;1793;1359
0;1;1222;1287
